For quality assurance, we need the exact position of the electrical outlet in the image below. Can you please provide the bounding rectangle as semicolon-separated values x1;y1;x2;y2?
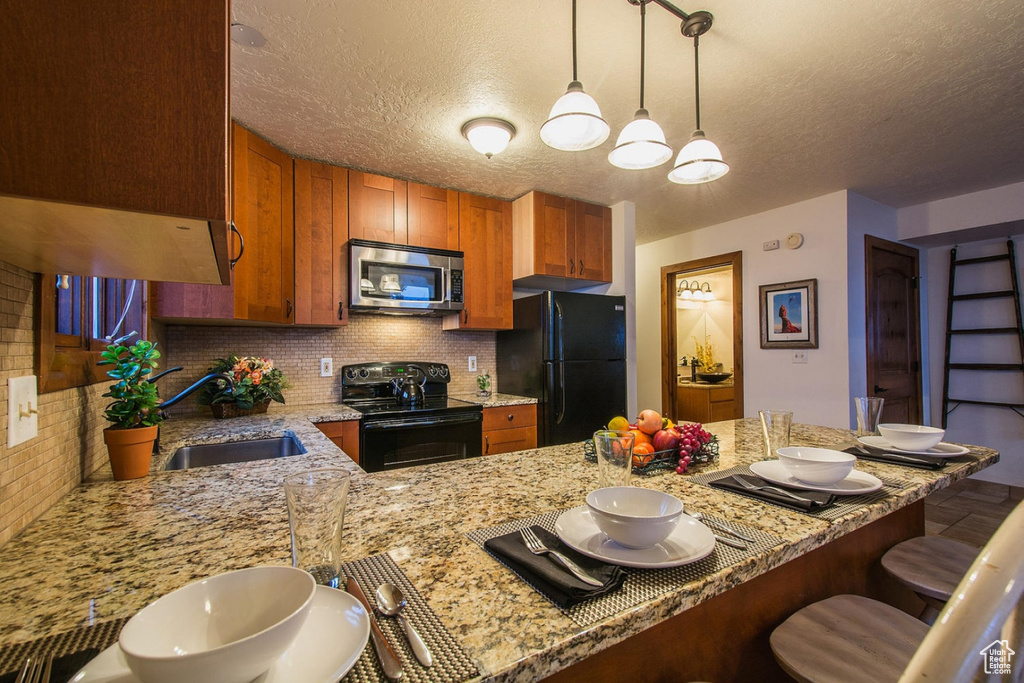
319;358;333;377
792;351;808;364
468;356;477;372
763;240;780;251
8;375;39;448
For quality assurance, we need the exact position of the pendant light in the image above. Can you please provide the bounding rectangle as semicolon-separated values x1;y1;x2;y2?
668;27;729;184
540;0;610;151
608;1;672;170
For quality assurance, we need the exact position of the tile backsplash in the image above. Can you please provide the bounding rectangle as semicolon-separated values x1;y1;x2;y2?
159;316;497;416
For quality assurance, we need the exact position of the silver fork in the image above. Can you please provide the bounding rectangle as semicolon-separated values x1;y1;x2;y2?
16;654;52;683
520;527;603;587
731;475;816;503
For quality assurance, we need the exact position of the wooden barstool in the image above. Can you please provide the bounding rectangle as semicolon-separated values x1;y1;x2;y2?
880;536;978;624
770;500;1024;683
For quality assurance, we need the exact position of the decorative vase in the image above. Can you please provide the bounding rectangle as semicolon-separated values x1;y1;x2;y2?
210;400;271;419
104;425;158;480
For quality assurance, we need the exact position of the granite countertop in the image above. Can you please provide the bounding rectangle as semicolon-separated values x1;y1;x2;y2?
0;413;998;681
451;392;538;408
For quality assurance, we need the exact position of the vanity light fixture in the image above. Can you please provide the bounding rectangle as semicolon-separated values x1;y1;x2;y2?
540;0;610;151
676;279;693;300
608;1;673;170
461;118;517;159
668;15;729;184
676;279;713;301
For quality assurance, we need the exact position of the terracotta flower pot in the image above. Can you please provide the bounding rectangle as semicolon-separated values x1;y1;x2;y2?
104;425;158;480
210;400;271;419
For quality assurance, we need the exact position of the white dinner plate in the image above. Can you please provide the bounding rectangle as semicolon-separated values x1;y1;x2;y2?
553;506;716;569
857;435;969;458
749;460;883;495
70;585;370;683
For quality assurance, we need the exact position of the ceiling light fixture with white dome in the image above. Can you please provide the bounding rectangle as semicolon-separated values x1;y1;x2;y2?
540;0;611;152
608;0;673;170
668;14;729;185
461;118;517;159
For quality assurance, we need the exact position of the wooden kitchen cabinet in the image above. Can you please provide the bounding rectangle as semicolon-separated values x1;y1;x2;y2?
314;420;361;465
0;1;231;285
675;384;736;424
294;160;348;326
482;404;537;456
348;171;408;244
444;193;514;331
512;191;612;289
407;183;459;250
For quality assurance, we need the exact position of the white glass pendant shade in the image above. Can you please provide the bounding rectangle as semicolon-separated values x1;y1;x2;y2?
540;81;611;151
461;118;516;158
608;109;673;170
668;130;729;184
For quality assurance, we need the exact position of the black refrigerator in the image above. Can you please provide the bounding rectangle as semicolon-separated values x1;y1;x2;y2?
497;291;627;446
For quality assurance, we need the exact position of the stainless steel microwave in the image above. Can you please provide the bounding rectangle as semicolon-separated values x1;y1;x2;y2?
349;239;464;313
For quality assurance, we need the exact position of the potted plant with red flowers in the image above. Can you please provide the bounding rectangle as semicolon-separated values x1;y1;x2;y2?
99;335;164;480
196;354;289;418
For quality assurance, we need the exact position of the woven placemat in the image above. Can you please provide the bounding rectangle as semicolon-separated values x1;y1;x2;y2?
342;553;478;682
688;465;909;522
466;508;783;628
0;617;127;676
0;554;476;683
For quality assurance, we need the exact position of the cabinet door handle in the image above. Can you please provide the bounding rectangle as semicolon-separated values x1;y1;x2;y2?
569;257;575;275
338;301;345;320
484;435;490;454
229;222;245;269
286;298;293;318
873;385;889;394
463;309;468;324
579;259;585;276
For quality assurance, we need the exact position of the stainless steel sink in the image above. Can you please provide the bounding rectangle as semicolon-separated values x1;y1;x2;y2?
164;433;306;471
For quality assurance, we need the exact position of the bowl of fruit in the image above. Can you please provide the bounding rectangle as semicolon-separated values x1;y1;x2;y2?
586;410;718;476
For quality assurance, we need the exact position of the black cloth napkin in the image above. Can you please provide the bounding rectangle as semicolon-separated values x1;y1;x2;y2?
841;445;944;470
709;474;836;512
484;525;626;609
0;648;99;683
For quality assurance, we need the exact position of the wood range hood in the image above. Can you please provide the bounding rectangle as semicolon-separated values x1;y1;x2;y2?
0;1;232;285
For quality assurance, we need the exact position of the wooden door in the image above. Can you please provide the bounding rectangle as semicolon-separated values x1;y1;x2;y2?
534;192;575;278
348;171;408;244
575;201;613;283
407;183;458;250
866;235;923;423
448;193;513;330
232;124;295;323
294;160;348;326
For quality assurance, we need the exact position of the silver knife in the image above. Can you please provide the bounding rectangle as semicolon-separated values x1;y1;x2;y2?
347;577;404;680
712;533;747;549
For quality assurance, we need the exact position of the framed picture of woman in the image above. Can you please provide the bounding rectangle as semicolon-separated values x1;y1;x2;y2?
759;279;818;348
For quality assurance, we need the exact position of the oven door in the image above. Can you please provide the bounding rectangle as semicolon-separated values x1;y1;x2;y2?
360;411;482;472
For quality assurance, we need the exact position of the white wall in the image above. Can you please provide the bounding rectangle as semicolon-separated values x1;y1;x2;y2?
635;191;852;427
899;181;1024;240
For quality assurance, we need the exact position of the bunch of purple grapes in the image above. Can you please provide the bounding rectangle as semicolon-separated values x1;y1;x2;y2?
675;422;712;474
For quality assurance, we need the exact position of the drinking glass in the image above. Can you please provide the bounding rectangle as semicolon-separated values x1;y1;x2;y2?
854;397;885;436
593;430;634;488
759;409;793;459
284;468;350;588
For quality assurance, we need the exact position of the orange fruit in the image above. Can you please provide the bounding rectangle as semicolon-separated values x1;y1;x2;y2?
633;442;655;455
629;429;652;447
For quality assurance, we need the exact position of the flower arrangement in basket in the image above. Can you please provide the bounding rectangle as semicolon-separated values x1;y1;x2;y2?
196;354;290;418
584;408;719;476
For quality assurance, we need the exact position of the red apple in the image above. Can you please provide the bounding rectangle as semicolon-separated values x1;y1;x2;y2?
636;409;663;435
652;429;680;453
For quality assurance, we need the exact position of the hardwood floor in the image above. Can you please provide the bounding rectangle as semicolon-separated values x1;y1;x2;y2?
925;479;1024;547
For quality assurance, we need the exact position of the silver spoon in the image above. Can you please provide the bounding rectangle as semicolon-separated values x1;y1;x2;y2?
375;583;433;667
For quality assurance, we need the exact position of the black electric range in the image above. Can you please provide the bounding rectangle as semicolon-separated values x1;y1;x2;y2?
341;362;483;472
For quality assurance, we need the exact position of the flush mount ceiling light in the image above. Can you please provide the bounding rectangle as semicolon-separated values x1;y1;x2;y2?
669;14;729;184
461;118;516;159
540;0;610;151
608;1;673;170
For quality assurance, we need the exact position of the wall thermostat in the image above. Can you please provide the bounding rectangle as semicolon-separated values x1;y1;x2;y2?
785;232;804;249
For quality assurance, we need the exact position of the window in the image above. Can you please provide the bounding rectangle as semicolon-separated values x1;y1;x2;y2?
36;274;147;393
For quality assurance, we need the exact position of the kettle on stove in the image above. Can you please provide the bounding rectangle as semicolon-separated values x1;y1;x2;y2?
393;376;425;406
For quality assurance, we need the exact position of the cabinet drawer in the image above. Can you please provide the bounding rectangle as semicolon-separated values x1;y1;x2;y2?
709;387;734;402
483;404;537;431
709;401;735;422
483;426;538;456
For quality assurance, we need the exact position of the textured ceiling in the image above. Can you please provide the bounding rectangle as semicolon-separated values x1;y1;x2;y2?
230;0;1024;244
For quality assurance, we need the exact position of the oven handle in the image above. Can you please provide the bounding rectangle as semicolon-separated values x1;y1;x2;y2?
362;413;482;430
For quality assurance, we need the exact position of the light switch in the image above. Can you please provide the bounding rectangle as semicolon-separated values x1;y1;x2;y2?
320;358;333;377
8;375;39;448
468;356;477;372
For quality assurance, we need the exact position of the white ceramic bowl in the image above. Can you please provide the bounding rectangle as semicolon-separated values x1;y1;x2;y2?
878;423;945;451
586;487;684;549
776;447;856;486
119;566;316;683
